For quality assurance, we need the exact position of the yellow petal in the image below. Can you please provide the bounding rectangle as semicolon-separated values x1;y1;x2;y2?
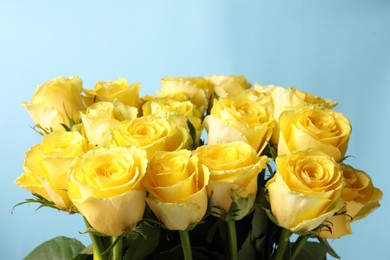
204;115;248;144
146;193;206;231
72;189;145;236
267;173;344;232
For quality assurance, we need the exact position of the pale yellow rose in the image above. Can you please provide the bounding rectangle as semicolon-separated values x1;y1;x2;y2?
159;77;209;116
140;92;189;107
142;98;202;119
266;149;344;233
204;97;275;154
80;101;137;147
110;116;193;158
15;131;88;210
68;146;147;236
254;84;338;146
278;105;351;162
238;87;274;115
196;141;269;220
84;78;141;108
319;164;383;238
143;150;209;230
206;75;251;98
142;98;203;146
254;84;337;121
161;76;211;96
22;76;85;133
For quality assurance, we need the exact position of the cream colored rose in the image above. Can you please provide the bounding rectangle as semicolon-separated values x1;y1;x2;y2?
22;76;85;133
15;131;88;210
196;141;269;220
143;150;209;230
278;105;351;162
110;116;193;158
84;78;141;108
159;77;209;116
266;149;344;233
80;101;137;147
204;97;274;154
319;164;383;238
68;146;147;236
206;75;251;98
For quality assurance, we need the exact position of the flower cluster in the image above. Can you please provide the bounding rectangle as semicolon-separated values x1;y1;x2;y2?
16;75;382;259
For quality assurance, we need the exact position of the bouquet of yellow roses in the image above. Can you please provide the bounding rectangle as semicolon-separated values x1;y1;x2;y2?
15;75;382;260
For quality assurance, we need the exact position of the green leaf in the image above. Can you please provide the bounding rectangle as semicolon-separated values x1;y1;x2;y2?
25;236;85;260
213;91;220;100
238;207;269;259
261;141;277;159
61;123;72;132
123;222;161;260
238;195;281;260
186;118;197;149
295;241;327;260
318;238;341;259
72;244;93;260
206;218;220;244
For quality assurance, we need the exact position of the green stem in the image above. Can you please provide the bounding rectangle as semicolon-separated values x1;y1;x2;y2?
112;236;123;260
291;235;309;260
274;229;292;260
83;218;106;260
179;230;193;260
227;220;238;260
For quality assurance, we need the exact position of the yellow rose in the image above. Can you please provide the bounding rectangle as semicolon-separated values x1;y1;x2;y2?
196;141;269;220
319;164;383;238
143;150;209;230
84;78;141;108
254;84;337;121
141;92;189;106
159;77;209;116
68;146;147;236
266;149;344;233
204;97;275;154
206;75;251;98
110;116;193;158
142;98;202;119
254;84;338;146
161;76;211;96
278;105;351;162
22;76;85;133
15;131;88;210
142;98;203;146
80;101;137;147
238;87;274;114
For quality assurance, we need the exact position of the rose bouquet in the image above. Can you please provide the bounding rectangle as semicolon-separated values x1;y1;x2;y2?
15;75;382;260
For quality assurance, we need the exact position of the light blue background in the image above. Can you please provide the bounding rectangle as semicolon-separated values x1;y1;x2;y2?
1;1;389;259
